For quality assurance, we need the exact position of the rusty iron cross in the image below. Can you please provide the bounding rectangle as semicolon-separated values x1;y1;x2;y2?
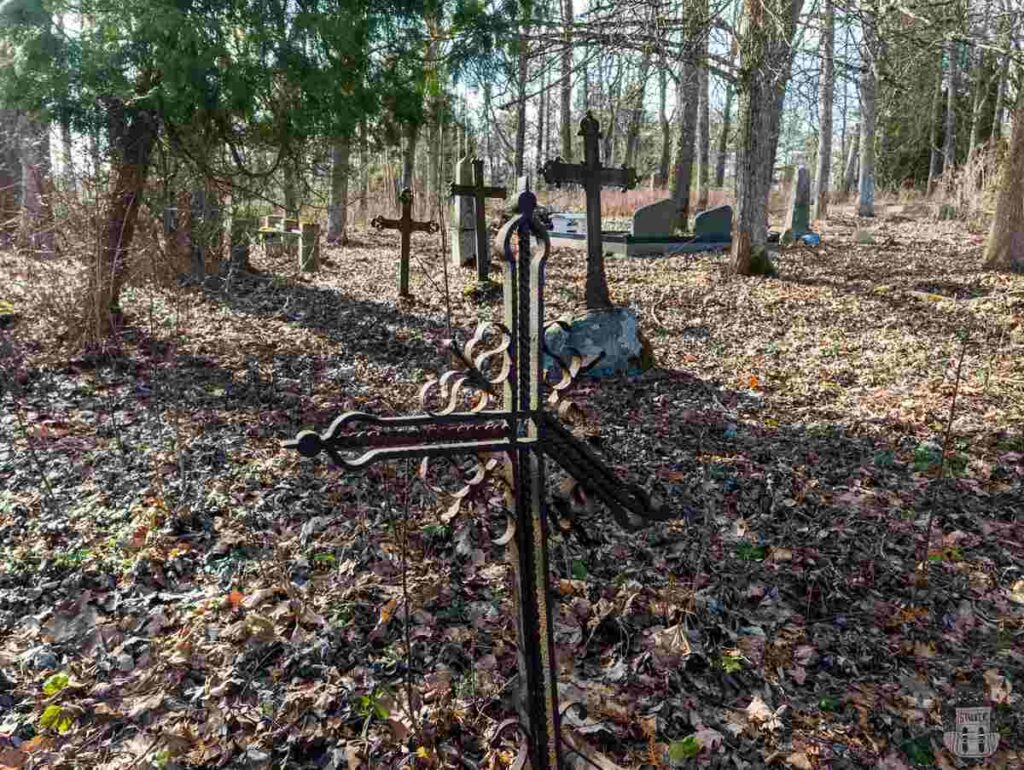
449;158;507;285
285;191;675;770
540;113;638;308
371;188;439;298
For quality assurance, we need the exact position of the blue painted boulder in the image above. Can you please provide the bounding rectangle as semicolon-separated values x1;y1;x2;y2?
544;307;654;378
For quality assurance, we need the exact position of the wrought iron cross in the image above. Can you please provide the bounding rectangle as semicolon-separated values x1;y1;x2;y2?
371;188;439;298
540;113;638;309
285;192;674;770
449;159;508;285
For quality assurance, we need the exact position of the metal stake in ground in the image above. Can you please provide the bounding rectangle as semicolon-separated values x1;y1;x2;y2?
371;188;439;298
284;191;678;769
540;112;638;309
449;159;507;285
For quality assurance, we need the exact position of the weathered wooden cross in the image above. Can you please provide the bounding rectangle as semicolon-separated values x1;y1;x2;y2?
540;113;638;309
284;192;674;770
449;158;507;285
371;188;439;298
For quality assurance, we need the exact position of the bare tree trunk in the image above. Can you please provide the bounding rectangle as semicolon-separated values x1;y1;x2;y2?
943;38;958;174
283;156;299;219
670;57;699;227
841;125;859;195
601;60;622;166
695;52;711;211
560;0;573;160
92;102;159;337
0;110;21;240
657;64;670;187
813;0;834;220
857;12;878;218
992;48;1010;140
624;53;651;169
401;121;418;194
358;119;368;225
18;114;54;254
514;16;530;179
927;67;944;194
715;86;732;188
536;65;547;172
984;107;1024;271
731;0;803;276
327;134;351;244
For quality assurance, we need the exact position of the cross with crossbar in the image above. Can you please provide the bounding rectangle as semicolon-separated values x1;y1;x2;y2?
540;113;638;309
371;188;439;298
285;191;676;770
449;158;507;285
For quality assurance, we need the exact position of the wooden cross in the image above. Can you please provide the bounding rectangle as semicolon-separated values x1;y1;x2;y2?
371;188;438;298
449;158;507;285
284;192;676;770
540;112;638;309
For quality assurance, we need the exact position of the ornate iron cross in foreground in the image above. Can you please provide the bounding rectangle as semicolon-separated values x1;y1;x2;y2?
449;159;507;285
285;192;674;769
371;188;439;298
540;113;638;309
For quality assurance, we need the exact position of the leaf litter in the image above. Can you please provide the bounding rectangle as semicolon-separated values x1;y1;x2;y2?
0;211;1022;768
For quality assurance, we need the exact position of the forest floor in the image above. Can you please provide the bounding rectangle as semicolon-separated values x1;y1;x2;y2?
0;204;1023;769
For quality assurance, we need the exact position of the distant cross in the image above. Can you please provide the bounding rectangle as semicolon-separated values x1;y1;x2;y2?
540;112;638;309
449;158;507;284
371;188;438;298
285;192;678;770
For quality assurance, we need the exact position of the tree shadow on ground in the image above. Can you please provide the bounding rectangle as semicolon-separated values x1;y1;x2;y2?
202;270;455;373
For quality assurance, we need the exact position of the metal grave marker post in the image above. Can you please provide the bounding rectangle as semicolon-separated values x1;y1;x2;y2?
540;113;638;308
284;191;676;770
371;188;439;298
449;158;507;285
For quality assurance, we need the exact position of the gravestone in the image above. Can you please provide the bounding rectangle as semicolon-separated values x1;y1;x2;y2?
693;205;733;243
631;198;678;238
549;212;585;234
545;307;651;378
783;166;811;240
449;159;507;283
299;223;320;273
450;156;475;268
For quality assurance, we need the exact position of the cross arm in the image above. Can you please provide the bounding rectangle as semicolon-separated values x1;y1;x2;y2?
539;412;681;531
410;220;440;234
370;216;400;230
284;411;517;471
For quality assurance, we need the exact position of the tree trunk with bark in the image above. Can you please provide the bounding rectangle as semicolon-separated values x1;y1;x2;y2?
624;53;650;170
943;38;958;174
658;65;671;186
715;86;732;187
731;0;804;276
327;134;351;244
92;102;159;338
927;67;944;194
18;114;54;254
514;16;530;179
695;51;710;211
560;0;573;160
984;107;1024;271
857;11;878;218
401;121;418;194
670;56;699;228
841;125;859;195
813;0;834;220
0;110;20;240
358;119;368;225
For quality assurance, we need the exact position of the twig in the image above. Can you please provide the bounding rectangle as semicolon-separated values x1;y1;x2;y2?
915;334;969;595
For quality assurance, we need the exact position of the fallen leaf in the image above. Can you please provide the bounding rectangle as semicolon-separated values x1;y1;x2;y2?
983;669;1012;704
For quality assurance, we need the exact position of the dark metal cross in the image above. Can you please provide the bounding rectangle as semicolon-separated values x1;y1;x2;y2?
285;192;675;770
371;188;439;298
449;159;508;285
540;113;638;309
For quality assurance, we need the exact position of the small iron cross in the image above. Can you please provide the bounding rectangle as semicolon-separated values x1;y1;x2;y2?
449;159;507;285
285;192;675;770
371;188;439;298
540;113;638;309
